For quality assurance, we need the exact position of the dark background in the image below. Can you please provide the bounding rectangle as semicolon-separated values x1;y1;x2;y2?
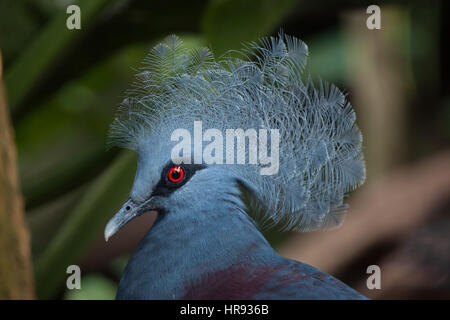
0;0;449;299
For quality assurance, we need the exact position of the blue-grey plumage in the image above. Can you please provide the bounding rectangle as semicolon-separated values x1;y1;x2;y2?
114;166;365;299
105;33;367;299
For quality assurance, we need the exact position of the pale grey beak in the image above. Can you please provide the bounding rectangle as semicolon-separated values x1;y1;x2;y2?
104;197;157;241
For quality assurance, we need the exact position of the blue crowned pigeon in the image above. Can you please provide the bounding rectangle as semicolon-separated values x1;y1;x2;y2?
104;33;366;299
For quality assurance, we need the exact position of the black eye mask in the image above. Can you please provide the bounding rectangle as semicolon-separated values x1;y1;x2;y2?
150;162;206;197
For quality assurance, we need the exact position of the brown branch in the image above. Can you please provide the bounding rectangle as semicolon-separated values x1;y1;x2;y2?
278;150;450;299
279;151;450;271
355;219;450;299
0;51;35;299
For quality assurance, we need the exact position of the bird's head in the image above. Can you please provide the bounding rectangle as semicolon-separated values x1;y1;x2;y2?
104;150;252;240
104;133;255;241
104;158;206;241
104;33;366;241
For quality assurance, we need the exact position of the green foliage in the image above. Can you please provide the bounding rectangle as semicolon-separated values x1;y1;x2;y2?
203;0;299;56
5;0;109;112
35;151;137;299
64;274;116;300
16;44;148;208
440;98;450;138
307;30;348;84
0;1;40;64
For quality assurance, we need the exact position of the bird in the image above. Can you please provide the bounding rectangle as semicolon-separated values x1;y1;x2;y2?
104;33;367;299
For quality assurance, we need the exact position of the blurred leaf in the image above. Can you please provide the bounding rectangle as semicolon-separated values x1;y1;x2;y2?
5;0;109;112
0;1;40;65
109;255;130;279
16;44;148;208
307;29;348;84
64;274;116;300
27;185;87;258
440;97;450;138
410;0;440;97
202;0;299;56
35;150;137;299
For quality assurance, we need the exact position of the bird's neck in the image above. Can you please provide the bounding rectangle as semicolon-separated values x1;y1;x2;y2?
147;205;273;265
118;203;275;299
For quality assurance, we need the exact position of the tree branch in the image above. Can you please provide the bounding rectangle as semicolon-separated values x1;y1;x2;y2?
0;51;35;299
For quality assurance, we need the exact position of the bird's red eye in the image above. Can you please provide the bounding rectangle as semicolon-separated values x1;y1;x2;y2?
168;166;184;183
